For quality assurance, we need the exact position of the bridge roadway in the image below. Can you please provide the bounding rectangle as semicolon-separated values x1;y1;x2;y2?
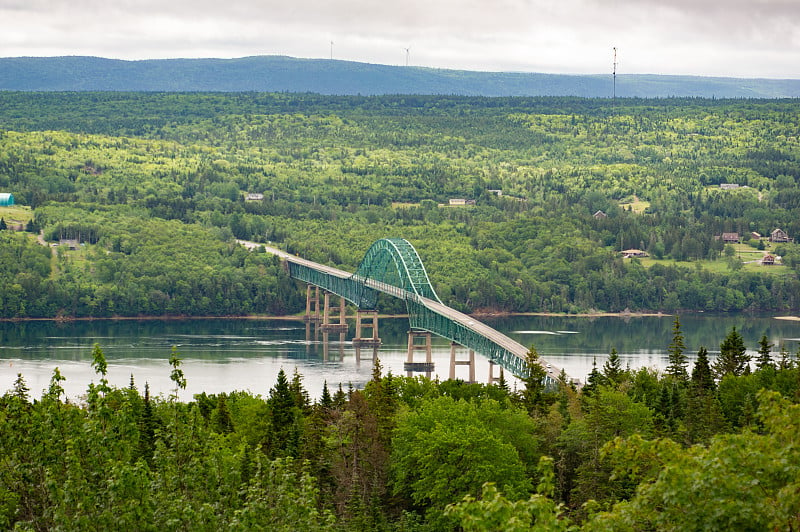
253;242;565;383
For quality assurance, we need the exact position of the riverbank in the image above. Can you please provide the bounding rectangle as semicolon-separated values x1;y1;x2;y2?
4;310;798;324
0;310;673;323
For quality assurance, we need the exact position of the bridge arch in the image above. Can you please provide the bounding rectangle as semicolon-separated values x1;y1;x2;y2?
352;238;442;308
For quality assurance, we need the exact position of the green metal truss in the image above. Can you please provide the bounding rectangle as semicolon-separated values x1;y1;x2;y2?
286;238;549;381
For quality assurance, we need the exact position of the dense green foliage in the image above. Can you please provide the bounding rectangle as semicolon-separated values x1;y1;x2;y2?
1;93;800;318
2;334;799;530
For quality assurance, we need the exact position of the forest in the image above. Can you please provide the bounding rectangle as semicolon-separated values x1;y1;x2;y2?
2;322;799;530
1;93;800;318
2;92;800;528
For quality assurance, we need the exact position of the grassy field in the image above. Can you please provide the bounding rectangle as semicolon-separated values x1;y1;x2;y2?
635;242;791;275
0;205;33;227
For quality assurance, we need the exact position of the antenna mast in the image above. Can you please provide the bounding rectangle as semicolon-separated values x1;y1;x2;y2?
612;47;618;100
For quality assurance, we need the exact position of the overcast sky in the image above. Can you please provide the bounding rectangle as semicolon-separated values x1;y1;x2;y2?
2;0;798;78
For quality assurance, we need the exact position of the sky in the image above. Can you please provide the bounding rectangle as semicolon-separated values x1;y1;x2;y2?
1;0;799;79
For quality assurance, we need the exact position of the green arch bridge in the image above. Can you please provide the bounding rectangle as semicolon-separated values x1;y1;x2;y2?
261;238;564;384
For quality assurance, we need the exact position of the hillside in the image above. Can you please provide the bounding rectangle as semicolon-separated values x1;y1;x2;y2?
2;55;800;98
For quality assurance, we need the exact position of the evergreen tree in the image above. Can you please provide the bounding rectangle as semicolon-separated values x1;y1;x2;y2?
666;315;688;380
138;382;156;463
713;327;750;378
0;218;7;231
602;348;624;386
691;346;715;392
319;380;333;410
11;373;29;401
212;393;234;434
268;368;299;456
497;368;509;393
755;334;774;370
777;344;793;370
582;357;605;396
520;345;548;415
289;368;310;412
333;383;347;409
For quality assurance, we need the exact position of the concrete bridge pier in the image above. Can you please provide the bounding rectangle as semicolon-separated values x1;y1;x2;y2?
304;285;321;322
352;310;381;347
320;292;348;333
449;342;475;383
405;329;434;378
488;361;504;385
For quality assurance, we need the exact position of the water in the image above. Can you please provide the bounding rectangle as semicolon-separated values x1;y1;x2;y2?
1;314;798;401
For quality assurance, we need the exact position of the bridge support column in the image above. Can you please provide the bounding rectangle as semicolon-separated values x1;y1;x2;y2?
304;285;321;322
352;310;381;347
487;361;504;385
405;330;434;377
449;342;475;383
320;292;349;333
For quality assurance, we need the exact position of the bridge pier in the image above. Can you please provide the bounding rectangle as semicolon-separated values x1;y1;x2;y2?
320;292;348;333
405;330;434;377
352;310;381;347
304;285;321;322
449;342;475;383
488;361;505;385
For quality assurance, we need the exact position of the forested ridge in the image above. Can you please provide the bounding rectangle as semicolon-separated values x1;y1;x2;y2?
1;92;800;318
3;326;799;529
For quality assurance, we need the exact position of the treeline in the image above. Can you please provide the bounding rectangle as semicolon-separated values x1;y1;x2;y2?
3;324;799;529
1;93;800;317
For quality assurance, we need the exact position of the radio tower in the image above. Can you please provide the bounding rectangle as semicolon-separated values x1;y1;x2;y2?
612;47;618;100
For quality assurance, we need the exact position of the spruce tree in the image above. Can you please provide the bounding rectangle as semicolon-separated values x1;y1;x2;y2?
268;368;299;456
319;381;333;409
691;346;715;392
602;348;623;385
520;345;547;415
583;358;604;396
756;334;774;370
666;315;688;380
713;327;750;378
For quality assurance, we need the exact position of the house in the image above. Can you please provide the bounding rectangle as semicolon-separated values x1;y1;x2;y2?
750;232;762;240
245;193;264;202
593;210;608;220
770;228;790;243
720;183;740;190
448;198;475;206
621;249;649;259
487;189;503;196
761;254;776;266
59;239;79;250
721;233;740;244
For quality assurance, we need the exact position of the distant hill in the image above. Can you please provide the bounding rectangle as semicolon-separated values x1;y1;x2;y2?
1;55;799;98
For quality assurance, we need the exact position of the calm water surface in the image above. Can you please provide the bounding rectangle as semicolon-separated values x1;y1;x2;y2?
2;314;798;401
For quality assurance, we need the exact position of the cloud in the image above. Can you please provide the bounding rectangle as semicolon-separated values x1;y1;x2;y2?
0;0;798;77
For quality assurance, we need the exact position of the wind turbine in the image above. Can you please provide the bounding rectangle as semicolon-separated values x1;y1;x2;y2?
612;47;618;99
404;47;410;67
330;41;334;60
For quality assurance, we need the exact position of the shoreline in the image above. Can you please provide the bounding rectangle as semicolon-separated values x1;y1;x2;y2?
1;310;671;324
3;311;798;324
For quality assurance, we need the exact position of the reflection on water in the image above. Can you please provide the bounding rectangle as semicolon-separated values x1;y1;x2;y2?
1;314;798;401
